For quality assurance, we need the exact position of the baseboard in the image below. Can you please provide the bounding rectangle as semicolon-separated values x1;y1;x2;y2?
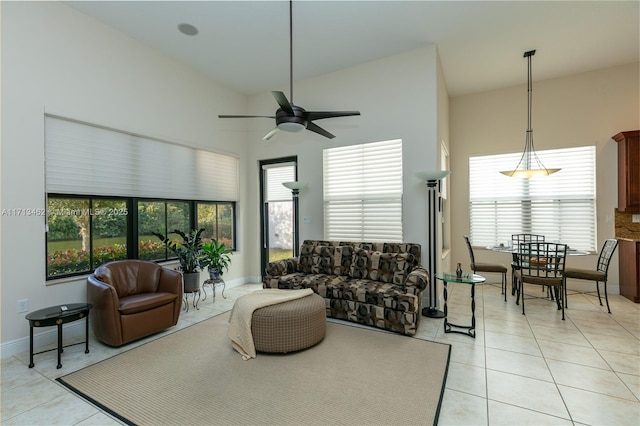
1;277;263;359
2;320;88;360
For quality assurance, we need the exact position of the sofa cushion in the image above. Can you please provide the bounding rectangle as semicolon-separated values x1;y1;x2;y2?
349;250;411;284
118;292;178;315
299;241;331;273
310;246;333;274
330;245;354;276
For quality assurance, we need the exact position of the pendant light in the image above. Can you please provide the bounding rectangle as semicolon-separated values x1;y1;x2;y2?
500;50;560;178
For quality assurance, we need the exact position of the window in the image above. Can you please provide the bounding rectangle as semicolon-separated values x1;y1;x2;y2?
47;196;130;278
137;200;191;262
47;196;236;279
197;202;235;248
323;139;403;242
469;146;596;251
45;115;239;280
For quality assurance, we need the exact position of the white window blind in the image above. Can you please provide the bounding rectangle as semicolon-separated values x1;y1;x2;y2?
323;139;403;242
264;164;295;202
45;115;239;201
469;146;596;251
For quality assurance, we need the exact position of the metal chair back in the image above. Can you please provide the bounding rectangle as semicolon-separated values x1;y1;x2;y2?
597;239;618;275
518;242;567;280
464;235;476;269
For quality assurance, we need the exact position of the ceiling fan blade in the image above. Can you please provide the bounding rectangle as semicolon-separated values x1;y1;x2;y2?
306;111;361;121
218;115;275;119
306;122;335;139
263;128;280;141
272;91;294;114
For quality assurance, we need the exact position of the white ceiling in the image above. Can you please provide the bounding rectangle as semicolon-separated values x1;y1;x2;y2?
67;1;639;97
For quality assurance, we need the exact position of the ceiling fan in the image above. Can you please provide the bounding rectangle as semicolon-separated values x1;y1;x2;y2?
218;1;360;140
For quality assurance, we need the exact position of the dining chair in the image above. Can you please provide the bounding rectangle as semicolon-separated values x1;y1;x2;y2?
564;239;618;313
510;234;546;296
515;242;567;320
464;236;508;301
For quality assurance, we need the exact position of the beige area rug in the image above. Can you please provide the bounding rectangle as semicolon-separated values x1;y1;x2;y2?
58;313;450;426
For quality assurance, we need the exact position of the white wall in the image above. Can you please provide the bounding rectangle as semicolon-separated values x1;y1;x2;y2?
0;2;250;346
239;46;441;274
449;62;640;292
0;3;444;352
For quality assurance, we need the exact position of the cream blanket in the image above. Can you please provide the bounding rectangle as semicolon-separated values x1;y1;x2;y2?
228;288;313;360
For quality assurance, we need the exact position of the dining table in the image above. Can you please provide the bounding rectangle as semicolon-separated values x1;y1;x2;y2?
486;243;590;297
486;244;590;256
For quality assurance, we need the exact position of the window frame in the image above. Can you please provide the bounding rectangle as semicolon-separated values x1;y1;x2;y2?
46;194;236;280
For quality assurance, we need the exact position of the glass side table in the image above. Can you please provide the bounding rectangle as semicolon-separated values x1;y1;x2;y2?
434;272;485;338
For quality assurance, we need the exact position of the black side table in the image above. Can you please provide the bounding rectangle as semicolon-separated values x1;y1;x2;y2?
25;303;92;369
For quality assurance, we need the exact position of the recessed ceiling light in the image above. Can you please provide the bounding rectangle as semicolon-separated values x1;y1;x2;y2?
178;23;198;36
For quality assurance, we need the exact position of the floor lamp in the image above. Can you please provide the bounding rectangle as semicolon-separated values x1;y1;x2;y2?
415;170;450;318
283;181;307;257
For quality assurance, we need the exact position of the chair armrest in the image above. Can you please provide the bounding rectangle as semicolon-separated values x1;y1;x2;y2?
404;267;429;295
265;257;299;277
158;267;183;296
87;274;123;346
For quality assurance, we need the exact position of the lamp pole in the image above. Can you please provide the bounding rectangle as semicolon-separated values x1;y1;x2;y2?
291;187;300;257
415;171;450;318
282;181;307;257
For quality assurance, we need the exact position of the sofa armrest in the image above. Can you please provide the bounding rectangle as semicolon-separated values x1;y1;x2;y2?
158;267;184;324
404;267;429;295
265;257;299;277
158;267;183;296
87;275;123;346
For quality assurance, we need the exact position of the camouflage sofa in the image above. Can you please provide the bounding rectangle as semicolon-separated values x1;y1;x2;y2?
263;240;429;336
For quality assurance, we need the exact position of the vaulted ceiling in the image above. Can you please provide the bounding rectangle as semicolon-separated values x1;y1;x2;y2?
67;1;639;97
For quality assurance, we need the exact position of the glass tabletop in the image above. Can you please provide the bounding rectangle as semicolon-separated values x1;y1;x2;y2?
486;245;590;256
435;272;486;284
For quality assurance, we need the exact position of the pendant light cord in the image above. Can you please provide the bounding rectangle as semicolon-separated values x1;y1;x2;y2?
526;52;533;169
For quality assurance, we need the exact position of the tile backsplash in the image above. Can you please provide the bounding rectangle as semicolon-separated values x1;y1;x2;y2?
615;209;640;241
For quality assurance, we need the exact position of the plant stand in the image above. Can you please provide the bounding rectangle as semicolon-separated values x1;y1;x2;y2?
183;289;201;312
202;277;226;302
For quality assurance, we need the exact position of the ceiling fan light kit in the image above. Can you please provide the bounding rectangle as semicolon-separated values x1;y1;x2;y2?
500;50;560;178
218;0;360;140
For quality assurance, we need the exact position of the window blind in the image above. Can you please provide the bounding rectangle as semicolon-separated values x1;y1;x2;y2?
263;164;295;202
323;139;403;242
45;115;239;201
469;146;596;251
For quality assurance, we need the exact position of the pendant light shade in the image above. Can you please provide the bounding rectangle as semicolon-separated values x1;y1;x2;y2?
500;50;560;178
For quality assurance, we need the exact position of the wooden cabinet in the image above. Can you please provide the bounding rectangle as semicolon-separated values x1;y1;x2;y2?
613;130;640;212
618;240;640;303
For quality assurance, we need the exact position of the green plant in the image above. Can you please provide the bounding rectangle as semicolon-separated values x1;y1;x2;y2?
201;239;232;276
153;229;205;273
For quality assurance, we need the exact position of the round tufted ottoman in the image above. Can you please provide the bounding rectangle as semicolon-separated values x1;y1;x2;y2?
251;293;326;353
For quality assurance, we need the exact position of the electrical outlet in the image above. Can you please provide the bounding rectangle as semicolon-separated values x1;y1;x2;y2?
17;299;29;313
632;214;640;223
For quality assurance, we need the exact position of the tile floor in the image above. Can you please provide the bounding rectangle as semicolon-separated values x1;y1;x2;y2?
1;281;639;425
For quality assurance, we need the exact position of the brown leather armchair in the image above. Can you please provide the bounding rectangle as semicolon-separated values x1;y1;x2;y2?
87;260;183;346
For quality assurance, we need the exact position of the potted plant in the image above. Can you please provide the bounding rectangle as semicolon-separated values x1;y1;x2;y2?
153;228;205;293
201;239;232;280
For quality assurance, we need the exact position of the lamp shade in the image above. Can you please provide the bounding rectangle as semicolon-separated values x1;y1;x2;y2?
415;171;450;181
499;168;561;178
282;181;308;190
